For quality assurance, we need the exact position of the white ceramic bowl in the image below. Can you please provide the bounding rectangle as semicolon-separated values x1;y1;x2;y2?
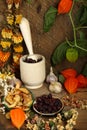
20;54;46;89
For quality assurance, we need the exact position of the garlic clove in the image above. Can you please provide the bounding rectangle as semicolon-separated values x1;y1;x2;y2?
49;81;62;93
49;83;55;92
46;67;58;83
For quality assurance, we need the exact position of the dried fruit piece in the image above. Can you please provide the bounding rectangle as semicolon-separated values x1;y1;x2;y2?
33;94;62;114
4;86;33;111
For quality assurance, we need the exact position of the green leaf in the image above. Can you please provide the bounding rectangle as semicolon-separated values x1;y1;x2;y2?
74;0;80;2
76;39;87;57
27;0;32;3
58;74;65;84
74;0;87;2
76;5;87;26
80;7;87;25
51;39;87;65
43;6;57;32
78;31;86;40
81;63;87;77
51;42;69;65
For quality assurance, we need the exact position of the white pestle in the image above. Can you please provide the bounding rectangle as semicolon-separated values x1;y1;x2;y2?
19;17;37;60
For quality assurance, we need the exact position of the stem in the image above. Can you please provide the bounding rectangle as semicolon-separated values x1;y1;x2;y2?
66;37;75;47
69;1;77;46
76;26;87;30
76;44;87;52
68;1;87;52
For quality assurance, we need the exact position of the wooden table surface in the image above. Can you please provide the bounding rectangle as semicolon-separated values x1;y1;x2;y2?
0;83;87;130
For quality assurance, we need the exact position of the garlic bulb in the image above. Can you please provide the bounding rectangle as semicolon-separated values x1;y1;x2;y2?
49;81;62;93
46;67;58;83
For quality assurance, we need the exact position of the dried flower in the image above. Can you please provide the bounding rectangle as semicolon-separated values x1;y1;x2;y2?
14;0;21;8
0;40;11;49
6;14;14;25
0;51;11;63
6;0;13;9
25;109;78;130
1;28;13;39
13;45;23;53
12;33;23;44
15;14;22;24
13;53;22;64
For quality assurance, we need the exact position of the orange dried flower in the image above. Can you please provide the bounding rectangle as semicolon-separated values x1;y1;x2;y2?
13;45;23;53
64;77;78;94
10;108;25;129
77;74;87;88
58;0;73;14
61;68;77;79
0;51;11;63
15;14;22;24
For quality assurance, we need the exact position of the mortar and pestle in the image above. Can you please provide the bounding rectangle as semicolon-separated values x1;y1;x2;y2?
19;17;46;89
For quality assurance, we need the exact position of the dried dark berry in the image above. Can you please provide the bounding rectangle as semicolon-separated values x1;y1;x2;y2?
34;94;62;114
23;58;36;63
23;57;42;63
